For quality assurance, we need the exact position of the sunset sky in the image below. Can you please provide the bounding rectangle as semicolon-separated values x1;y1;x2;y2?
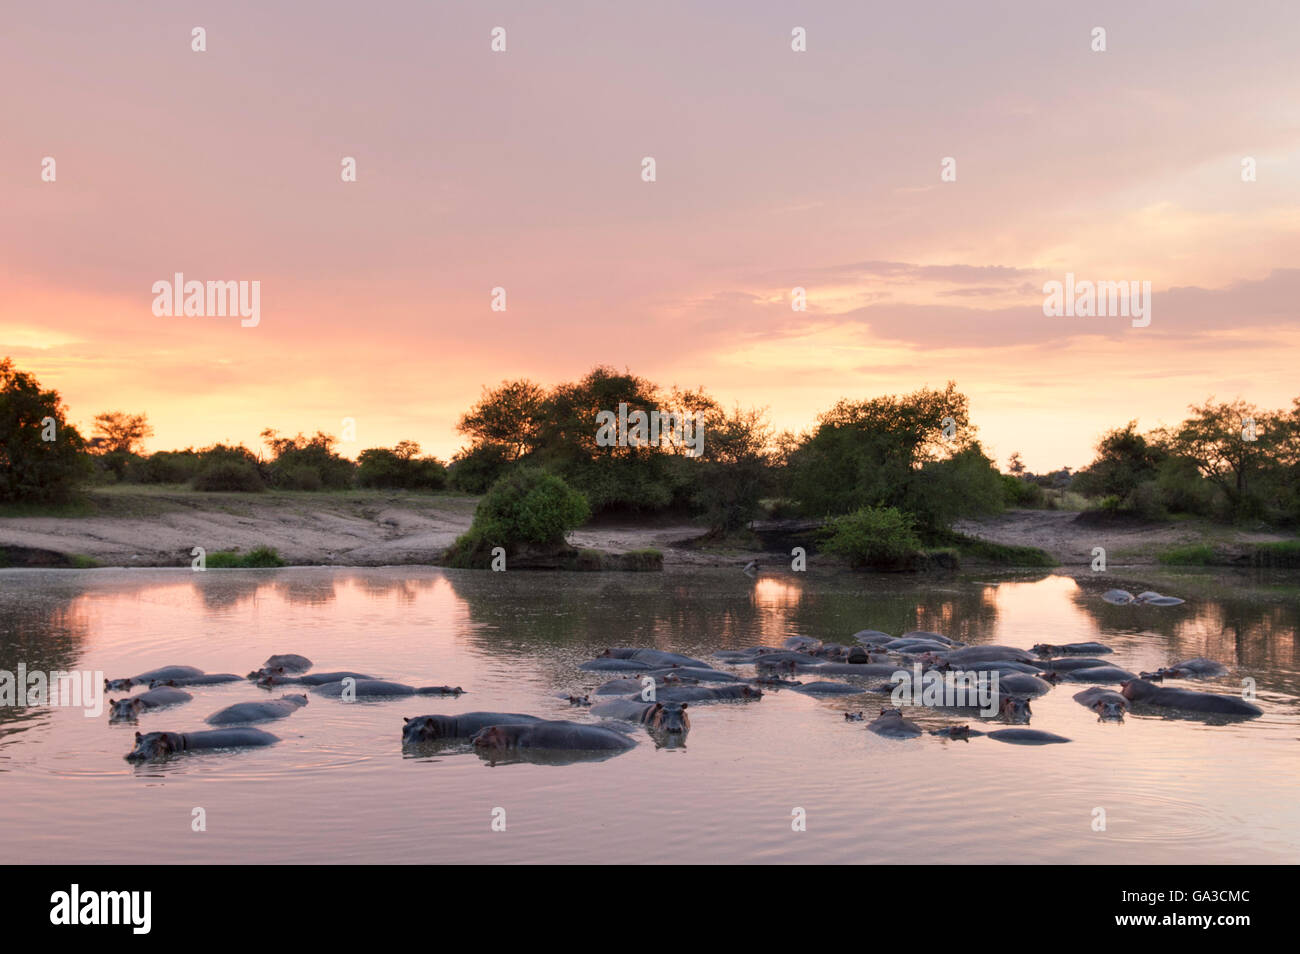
4;1;1299;472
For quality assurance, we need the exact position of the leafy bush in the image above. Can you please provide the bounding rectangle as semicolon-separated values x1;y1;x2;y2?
447;442;513;493
818;506;923;569
357;444;447;490
130;450;200;484
206;546;286;568
261;430;355;490
445;467;590;567
191;445;266;492
1001;474;1045;508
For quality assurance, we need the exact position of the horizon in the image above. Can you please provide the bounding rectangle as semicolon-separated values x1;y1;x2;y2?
5;1;1299;472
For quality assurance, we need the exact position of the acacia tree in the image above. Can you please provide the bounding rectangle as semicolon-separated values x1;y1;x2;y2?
1160;399;1275;515
91;411;153;454
0;357;89;502
456;379;547;461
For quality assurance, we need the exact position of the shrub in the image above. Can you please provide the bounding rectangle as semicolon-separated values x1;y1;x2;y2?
445;467;590;567
447;442;512;493
357;445;448;490
1001;474;1045;508
818;506;923;569
191;445;266;492
0;357;91;503
206;546;286;568
130;450;200;484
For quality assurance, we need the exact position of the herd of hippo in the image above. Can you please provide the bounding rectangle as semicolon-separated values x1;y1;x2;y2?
108;591;1264;763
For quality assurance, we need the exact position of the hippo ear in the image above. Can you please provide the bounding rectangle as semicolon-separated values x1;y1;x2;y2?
680;702;687;710
109;698;116;705
134;732;142;741
403;717;410;723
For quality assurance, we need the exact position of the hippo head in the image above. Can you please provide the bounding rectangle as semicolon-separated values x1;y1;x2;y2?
108;698;144;722
741;685;763;699
648;702;689;734
567;694;591;707
1038;670;1061;684
126;731;179;761
598;648;614;658
946;724;974;740
247;665;285;682
1119;679;1156;702
402;716;447;744
471;725;512;752
1031;643;1060;658
105;678;136;692
998;696;1032;723
1138;669;1168;682
878;707;904;718
1091;699;1127;721
844;711;865;722
286;694;308;707
148;679;177;689
661;673;683;686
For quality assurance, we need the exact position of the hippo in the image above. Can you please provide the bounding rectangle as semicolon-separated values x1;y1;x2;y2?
560;693;592;707
998;696;1032;723
599;648;710;668
851;630;896;646
104;666;205;692
784;636;823;652
402;712;541;744
471;720;637;753
312;679;464;699
1032;642;1113;657
247;654;314;679
713;646;783;661
792;681;864;696
578;657;656;672
1061;666;1139;684
1120;679;1262;717
993;673;1055;698
803;663;905;678
640;667;745;683
1102;589;1136;605
257;670;375;687
930;724;986;740
939;646;1037;665
739;651;823;666
866;708;922;739
844;711;865;721
107;686;193;722
649;684;763;703
149;673;242;688
590;699;690;734
1140;657;1229;681
1073;687;1128;720
594;675;692;696
1036;657;1113;673
125;728;279;761
885;639;951;654
899;630;958;646
1135;591;1185;606
205;694;308;726
987;729;1070;744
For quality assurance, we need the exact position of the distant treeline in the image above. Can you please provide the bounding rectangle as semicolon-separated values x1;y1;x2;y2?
4;356;1299;539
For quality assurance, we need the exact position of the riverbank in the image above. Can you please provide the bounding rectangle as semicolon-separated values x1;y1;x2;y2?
0;486;1294;570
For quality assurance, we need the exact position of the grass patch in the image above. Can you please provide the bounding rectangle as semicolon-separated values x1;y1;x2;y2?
1248;541;1300;568
205;546;286;568
935;531;1057;567
1158;544;1218;566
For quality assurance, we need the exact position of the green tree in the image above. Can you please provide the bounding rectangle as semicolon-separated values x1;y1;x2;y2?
0;357;89;502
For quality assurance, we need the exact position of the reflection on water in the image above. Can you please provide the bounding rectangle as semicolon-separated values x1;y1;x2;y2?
0;566;1296;864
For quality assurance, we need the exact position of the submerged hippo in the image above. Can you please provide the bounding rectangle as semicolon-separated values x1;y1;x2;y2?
593;675;693;696
1102;589;1136;605
713;646;783;661
258;670;374;687
205;694;308;726
1032;642;1113;657
940;646;1037;665
752;675;802;688
471;720;637;753
559;693;592;706
987;729;1070;745
844;711;866;721
107;686;193;722
998;696;1033;723
402;712;541;744
994;673;1055;698
1037;657;1113;673
125;728;279;761
900;630;958;646
930;724;986;740
640;667;745;683
867;708;922;739
1061;666;1138;684
312;679;464;699
590;699;690;734
246;653;314;680
104;665;205;692
578;657;656;672
1073;687;1128;720
1135;591;1185;606
599;648;711;668
149;673;242;687
1120;679;1262;717
650;684;763;703
784;636;823;652
851;630;895;646
1140;657;1229;681
804;662;906;678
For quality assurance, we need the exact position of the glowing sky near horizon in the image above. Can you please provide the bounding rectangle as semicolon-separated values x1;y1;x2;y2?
4;1;1299;471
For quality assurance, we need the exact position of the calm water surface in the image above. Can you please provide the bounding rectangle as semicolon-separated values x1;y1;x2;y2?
2;566;1297;864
